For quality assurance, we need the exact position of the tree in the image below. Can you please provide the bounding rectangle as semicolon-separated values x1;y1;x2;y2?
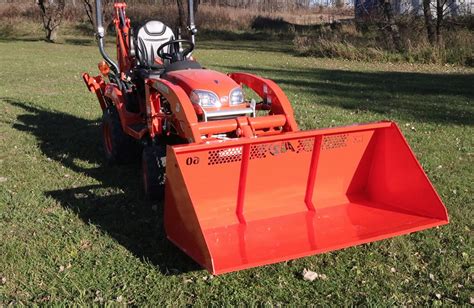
422;0;455;45
379;0;403;51
36;0;66;42
177;0;188;31
435;0;450;43
193;0;199;16
176;0;199;34
422;0;436;45
83;0;113;35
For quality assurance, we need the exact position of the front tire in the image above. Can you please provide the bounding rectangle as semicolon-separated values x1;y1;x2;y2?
101;107;139;165
142;145;166;201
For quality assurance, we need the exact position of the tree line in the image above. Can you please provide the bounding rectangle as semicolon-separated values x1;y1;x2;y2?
35;0;320;42
33;0;470;49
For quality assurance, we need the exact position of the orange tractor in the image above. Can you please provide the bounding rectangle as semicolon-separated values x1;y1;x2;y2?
83;0;448;275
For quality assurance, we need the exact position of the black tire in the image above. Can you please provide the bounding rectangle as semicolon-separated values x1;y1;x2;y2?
101;106;139;165
142;145;166;201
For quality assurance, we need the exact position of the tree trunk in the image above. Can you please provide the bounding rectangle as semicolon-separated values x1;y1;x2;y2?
380;0;403;51
37;0;66;43
435;0;445;43
83;0;94;28
193;0;199;15
46;27;59;42
422;0;436;45
177;0;187;31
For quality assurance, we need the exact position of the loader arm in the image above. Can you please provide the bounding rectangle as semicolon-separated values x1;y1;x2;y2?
229;73;299;132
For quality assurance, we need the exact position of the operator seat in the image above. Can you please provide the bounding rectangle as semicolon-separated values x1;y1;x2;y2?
135;20;174;69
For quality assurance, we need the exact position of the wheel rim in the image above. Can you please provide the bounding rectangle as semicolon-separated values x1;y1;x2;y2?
103;122;113;155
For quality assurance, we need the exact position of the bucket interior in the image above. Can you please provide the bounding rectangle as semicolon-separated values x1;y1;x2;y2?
165;123;448;274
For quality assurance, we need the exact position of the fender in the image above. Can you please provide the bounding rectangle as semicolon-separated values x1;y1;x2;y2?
148;78;201;143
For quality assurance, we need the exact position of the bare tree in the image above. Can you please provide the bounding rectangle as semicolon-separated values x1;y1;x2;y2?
36;0;66;42
422;0;436;44
176;0;187;31
193;0;199;15
435;0;450;43
379;0;403;51
176;0;199;33
83;0;113;34
421;0;457;45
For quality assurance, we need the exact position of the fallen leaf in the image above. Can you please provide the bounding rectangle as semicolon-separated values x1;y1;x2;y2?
302;268;318;281
302;269;327;281
74;193;88;199
80;240;91;250
116;295;123;303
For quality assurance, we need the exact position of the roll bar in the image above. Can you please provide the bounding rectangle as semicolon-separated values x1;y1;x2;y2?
188;0;197;44
94;0;198;71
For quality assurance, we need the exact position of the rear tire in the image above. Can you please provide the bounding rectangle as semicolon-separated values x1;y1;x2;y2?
142;145;166;201
101;106;139;165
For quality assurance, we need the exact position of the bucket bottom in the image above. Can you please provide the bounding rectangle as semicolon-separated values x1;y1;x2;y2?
204;200;447;274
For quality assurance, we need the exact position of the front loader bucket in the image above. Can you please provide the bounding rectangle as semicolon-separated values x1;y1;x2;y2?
164;121;448;275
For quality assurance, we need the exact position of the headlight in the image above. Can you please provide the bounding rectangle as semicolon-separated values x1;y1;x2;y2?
229;87;244;105
190;90;221;107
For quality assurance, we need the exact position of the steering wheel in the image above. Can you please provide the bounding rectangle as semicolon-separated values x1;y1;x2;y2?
157;39;194;62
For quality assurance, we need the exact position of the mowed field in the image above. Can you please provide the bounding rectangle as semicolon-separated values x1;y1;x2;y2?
0;38;473;305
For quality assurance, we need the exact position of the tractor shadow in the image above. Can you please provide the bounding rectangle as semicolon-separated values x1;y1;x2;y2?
6;99;200;275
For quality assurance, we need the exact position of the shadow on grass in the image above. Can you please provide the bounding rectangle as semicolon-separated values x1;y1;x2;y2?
214;65;474;125
63;38;95;46
5;99;200;276
0;36;44;43
197;30;294;53
0;36;95;46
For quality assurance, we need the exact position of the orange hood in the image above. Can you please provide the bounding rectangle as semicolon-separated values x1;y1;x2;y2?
164;69;240;101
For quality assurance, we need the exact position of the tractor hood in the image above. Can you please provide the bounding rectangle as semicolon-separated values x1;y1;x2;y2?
164;69;240;100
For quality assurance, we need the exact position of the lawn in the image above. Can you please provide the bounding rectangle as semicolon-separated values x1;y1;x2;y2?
0;38;473;305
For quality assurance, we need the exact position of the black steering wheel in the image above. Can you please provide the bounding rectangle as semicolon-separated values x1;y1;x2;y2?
157;39;194;62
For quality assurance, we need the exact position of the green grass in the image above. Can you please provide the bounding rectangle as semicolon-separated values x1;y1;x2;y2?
0;38;473;305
